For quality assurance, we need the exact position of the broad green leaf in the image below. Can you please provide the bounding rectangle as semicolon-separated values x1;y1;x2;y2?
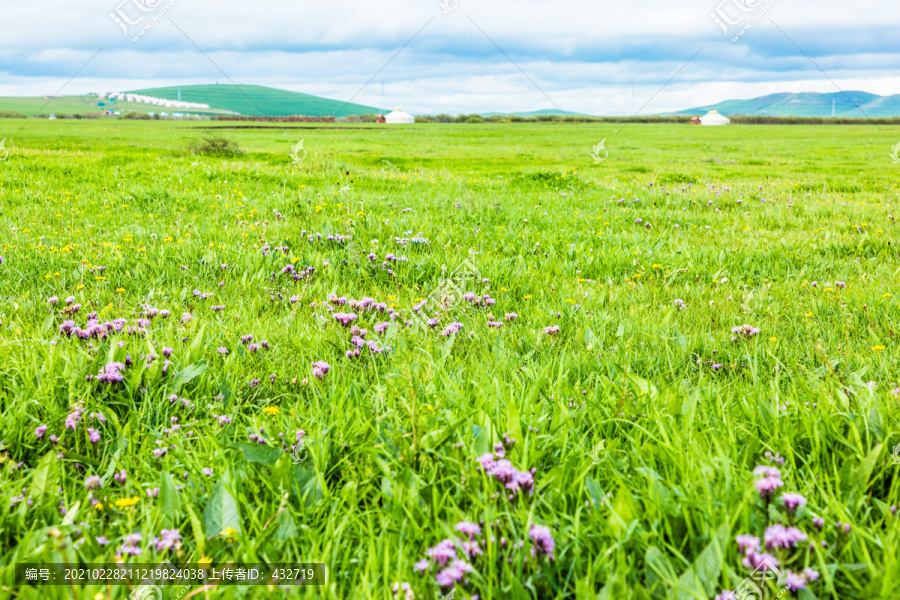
185;504;205;556
274;509;298;541
203;478;241;539
645;546;678;594
585;476;606;506
473;414;495;455
31;451;59;506
292;463;324;507
62;501;81;526
231;443;283;466
158;472;181;529
172;360;208;387
674;523;728;599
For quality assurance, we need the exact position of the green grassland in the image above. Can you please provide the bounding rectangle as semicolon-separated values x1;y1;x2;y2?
1;120;900;599
126;85;381;117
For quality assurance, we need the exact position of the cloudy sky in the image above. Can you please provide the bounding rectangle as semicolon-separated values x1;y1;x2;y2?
0;0;897;115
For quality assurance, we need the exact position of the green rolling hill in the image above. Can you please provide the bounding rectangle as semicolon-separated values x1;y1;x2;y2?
670;91;900;118
126;84;380;117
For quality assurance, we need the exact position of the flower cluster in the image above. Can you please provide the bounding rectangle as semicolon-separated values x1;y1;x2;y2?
414;519;556;593
312;361;330;379
273;263;317;283
439;322;464;337
462;292;496;307
152;529;182;552
345;326;391;358
476;451;535;499
333;313;359;327
717;464;819;598
730;324;760;341
94;362;127;384
753;466;783;499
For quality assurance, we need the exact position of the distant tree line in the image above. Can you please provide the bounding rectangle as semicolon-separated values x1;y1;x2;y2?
413;114;900;125
2;110;897;125
414;114;691;123
727;115;900;125
216;115;337;122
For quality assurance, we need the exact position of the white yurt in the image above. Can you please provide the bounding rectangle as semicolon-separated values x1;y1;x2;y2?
699;110;730;126
384;107;415;124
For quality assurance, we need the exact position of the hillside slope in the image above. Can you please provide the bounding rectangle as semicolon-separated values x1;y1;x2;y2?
126;84;380;117
671;91;900;118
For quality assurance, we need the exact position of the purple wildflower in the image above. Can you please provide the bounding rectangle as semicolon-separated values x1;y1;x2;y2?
784;571;806;592
753;465;783;499
780;492;807;513
742;550;779;571
441;322;464;337
764;524;807;550
455;521;482;539
735;535;760;554
312;361;331;379
731;324;761;340
154;529;182;552
529;524;555;560
65;409;84;429
97;362;126;383
120;533;142;556
425;539;457;567
333;313;359;327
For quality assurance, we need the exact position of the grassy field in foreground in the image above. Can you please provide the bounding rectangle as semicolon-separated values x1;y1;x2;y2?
1;120;900;599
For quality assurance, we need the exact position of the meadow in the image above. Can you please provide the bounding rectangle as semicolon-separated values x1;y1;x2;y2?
1;119;899;599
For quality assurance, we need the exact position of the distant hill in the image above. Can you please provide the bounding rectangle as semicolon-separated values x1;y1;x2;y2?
481;109;587;117
670;91;900;118
126;84;379;117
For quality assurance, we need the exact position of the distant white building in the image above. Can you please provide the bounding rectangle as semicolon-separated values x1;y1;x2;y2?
105;92;210;110
700;110;730;126
384;107;415;124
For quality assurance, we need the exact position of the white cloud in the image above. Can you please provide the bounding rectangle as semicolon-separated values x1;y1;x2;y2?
0;0;897;115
